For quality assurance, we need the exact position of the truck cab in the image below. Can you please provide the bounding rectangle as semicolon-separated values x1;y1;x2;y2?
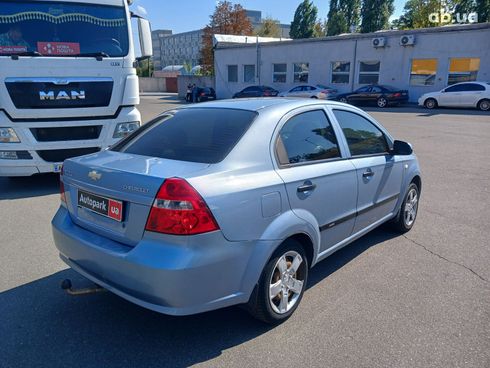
0;0;152;176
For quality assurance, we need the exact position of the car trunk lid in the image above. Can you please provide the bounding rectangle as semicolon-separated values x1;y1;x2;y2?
61;150;210;246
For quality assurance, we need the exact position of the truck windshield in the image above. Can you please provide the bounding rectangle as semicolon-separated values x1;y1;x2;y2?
0;1;129;57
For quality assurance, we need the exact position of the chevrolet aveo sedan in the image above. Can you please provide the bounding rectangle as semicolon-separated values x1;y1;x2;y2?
52;99;421;324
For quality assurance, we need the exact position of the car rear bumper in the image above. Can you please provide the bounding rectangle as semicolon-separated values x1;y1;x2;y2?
52;206;277;315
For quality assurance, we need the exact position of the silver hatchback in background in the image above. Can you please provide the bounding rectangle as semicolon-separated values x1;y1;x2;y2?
52;99;421;324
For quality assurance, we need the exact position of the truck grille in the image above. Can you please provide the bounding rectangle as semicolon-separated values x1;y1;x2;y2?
30;126;102;142
37;147;100;163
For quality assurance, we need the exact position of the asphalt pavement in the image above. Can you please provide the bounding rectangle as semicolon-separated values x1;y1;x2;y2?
1;95;489;368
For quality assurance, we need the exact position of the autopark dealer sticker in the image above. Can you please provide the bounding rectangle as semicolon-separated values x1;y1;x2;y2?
37;42;80;56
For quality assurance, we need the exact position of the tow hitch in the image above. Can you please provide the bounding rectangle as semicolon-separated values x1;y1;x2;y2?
61;279;106;296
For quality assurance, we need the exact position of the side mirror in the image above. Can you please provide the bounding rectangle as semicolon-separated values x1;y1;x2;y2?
137;18;152;59
392;140;413;155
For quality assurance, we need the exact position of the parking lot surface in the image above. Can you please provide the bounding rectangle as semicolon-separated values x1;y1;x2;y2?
1;95;489;368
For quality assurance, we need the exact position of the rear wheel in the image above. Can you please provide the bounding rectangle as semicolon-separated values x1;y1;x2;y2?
391;183;419;233
247;240;308;324
377;97;388;108
424;98;437;109
477;99;490;111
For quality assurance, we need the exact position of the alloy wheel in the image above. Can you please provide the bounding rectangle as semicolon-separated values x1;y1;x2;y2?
377;97;387;108
403;188;418;227
269;251;306;314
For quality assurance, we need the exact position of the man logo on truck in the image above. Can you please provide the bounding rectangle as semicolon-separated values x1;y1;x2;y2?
39;90;85;100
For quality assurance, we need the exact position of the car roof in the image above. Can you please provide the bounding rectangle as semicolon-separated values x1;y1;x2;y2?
178;98;357;113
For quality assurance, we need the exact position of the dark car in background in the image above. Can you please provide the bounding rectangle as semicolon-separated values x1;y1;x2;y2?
232;85;279;98
196;87;216;102
337;85;409;108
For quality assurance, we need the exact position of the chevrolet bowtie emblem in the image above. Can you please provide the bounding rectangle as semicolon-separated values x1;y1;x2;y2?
88;170;102;181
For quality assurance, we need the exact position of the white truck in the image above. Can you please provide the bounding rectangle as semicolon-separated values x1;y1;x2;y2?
0;0;152;176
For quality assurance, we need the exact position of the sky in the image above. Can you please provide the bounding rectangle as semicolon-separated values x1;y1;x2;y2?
132;0;408;34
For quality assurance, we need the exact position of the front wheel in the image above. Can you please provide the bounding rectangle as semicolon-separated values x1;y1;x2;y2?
424;98;437;109
247;240;308;324
391;183;419;233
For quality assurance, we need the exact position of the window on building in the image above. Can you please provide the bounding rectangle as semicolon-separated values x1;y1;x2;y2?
410;59;437;86
273;63;287;83
228;65;238;83
244;64;255;83
277;110;340;165
293;62;309;83
358;61;380;84
448;58;480;85
331;61;350;84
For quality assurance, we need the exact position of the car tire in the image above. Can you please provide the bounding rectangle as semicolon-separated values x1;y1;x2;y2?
246;239;308;324
477;99;490;111
339;97;348;103
377;97;388;108
424;98;437;109
391;183;419;233
310;96;318;99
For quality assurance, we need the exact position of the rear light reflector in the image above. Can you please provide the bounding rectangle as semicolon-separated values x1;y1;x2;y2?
145;178;219;235
60;165;66;203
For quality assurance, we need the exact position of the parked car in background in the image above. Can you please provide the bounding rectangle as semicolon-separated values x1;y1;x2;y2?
278;84;338;99
337;85;409;108
53;99;421;324
195;87;216;102
232;85;279;98
418;81;490;111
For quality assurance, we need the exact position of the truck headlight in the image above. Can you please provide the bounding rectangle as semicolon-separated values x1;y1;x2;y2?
113;122;140;139
0;128;20;143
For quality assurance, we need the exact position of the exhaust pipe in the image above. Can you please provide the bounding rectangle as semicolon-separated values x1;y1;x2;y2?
61;279;106;296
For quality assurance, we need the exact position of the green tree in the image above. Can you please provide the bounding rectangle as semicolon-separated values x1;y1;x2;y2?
290;0;319;39
326;0;361;35
313;18;328;37
360;0;395;32
255;17;282;37
476;0;490;22
200;1;253;75
136;58;153;77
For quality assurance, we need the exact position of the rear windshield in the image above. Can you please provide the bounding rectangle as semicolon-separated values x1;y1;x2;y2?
112;108;257;164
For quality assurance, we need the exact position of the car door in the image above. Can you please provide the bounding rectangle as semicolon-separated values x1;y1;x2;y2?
288;86;303;97
459;83;485;107
331;108;404;233
438;84;464;107
369;86;383;104
273;108;358;255
350;86;370;104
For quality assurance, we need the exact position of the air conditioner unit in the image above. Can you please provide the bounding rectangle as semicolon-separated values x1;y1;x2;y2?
372;37;386;48
400;35;415;46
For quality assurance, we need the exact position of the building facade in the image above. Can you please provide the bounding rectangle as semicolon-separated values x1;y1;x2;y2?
151;10;291;70
214;23;490;102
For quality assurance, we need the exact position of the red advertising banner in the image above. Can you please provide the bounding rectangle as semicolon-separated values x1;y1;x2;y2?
37;42;80;56
0;45;27;54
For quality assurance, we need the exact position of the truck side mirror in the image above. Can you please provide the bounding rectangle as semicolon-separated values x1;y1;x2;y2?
137;18;152;59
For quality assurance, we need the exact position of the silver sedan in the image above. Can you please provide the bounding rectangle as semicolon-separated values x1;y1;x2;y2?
279;84;338;99
52;99;421;324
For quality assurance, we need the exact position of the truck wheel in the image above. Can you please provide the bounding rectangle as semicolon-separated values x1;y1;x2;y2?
247;239;308;324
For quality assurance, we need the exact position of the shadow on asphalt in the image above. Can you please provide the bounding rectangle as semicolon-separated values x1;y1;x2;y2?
0;174;59;200
0;227;397;368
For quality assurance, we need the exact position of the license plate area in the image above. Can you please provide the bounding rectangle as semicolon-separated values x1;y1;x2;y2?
77;189;123;222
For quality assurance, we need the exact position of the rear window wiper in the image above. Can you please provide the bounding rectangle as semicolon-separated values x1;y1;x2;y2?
75;52;109;60
11;51;42;59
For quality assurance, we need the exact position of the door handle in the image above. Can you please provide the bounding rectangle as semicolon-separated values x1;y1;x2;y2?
297;181;317;193
362;169;375;178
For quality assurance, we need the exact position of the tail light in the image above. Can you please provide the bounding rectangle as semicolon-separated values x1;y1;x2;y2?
200;92;205;96
60;165;66;203
393;92;401;98
263;91;271;96
145;178;219;235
